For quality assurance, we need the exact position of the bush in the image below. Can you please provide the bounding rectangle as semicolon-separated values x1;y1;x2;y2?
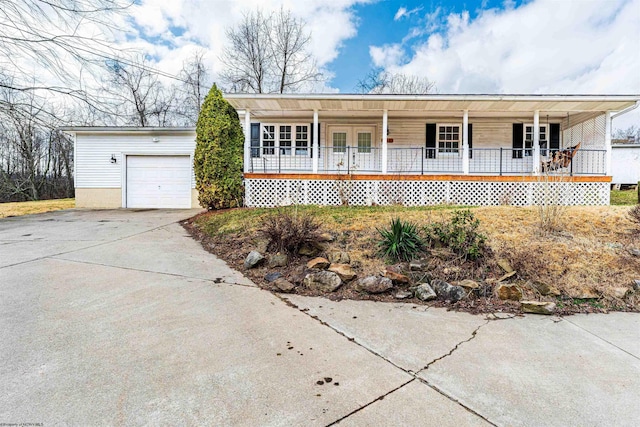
194;85;244;209
377;218;424;262
424;209;486;260
629;204;640;233
260;209;321;254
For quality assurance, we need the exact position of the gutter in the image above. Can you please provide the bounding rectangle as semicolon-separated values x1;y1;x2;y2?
611;101;640;119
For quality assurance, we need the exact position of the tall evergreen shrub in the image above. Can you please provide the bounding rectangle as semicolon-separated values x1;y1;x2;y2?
194;85;244;209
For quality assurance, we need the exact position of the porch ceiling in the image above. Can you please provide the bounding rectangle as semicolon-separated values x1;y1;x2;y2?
226;94;639;118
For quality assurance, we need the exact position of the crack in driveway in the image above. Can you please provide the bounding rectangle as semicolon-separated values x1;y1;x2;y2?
281;296;504;426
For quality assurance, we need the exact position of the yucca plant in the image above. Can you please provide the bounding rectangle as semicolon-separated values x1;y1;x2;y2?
377;218;424;262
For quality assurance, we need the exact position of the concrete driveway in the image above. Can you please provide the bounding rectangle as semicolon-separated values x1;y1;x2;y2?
1;209;639;426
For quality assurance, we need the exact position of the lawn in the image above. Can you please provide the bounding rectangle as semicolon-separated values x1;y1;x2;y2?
611;189;638;205
185;203;640;315
0;198;75;218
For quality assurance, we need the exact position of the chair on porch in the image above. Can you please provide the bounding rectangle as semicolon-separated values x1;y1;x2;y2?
541;142;581;172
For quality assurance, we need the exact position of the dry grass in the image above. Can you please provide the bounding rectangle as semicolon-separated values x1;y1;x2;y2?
188;204;640;313
0;198;75;218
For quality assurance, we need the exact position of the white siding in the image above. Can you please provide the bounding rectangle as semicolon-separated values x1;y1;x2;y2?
75;132;196;188
611;145;640;184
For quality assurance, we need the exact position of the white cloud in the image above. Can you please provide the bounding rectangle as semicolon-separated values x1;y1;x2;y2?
125;0;371;87
371;0;640;128
394;6;423;21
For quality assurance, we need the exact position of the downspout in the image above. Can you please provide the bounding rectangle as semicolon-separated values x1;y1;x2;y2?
611;101;639;120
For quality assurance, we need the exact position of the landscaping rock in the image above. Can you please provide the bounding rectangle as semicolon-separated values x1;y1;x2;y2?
244;251;265;269
497;271;516;282
328;251;351;264
409;260;428;271
268;253;288;268
413;283;437;301
633;280;640;292
458;279;480;290
611;287;630;299
303;271;343;292
496;284;523;301
431;279;466;302
290;266;308;284
384;269;410;284
273;278;295;293
307;257;330;270
328;263;357;281
530;281;561;296
498;258;514;273
395;290;413;299
318;233;335;242
568;288;599;299
264;272;283;282
255;239;269;254
521;301;556;315
354;276;393;294
629;248;640;257
298;244;320;257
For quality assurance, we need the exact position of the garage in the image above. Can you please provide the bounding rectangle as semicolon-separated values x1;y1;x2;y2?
126;155;192;208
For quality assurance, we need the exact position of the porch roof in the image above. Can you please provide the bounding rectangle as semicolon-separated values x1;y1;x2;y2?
225;93;640;119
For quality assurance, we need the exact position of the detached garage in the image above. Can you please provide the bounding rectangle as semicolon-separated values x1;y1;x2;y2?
63;127;201;209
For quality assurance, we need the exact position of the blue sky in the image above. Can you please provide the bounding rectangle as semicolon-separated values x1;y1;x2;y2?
127;0;639;125
329;0;528;91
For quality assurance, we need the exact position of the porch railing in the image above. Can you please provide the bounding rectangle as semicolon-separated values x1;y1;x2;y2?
248;146;607;176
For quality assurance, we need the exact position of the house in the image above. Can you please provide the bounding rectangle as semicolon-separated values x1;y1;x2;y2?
226;94;639;207
64;94;639;209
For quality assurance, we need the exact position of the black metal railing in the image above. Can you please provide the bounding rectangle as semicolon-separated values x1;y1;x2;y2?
248;145;607;175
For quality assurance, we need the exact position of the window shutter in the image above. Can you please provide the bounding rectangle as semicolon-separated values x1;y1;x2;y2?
468;123;473;159
426;123;436;159
309;122;321;158
550;123;560;151
250;123;260;158
512;123;523;159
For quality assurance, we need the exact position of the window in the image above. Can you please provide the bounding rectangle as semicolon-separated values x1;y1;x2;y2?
438;125;460;153
279;125;292;155
357;132;372;153
524;125;548;156
333;132;347;153
295;125;309;155
262;125;275;155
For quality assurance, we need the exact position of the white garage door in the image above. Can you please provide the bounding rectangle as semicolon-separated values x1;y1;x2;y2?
126;155;192;208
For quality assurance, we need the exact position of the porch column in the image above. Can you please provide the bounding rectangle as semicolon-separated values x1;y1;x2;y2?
382;109;388;174
312;109;319;173
244;109;251;173
462;110;469;174
533;110;540;174
605;110;612;175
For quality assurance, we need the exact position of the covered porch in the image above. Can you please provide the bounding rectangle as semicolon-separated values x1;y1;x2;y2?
225;94;638;206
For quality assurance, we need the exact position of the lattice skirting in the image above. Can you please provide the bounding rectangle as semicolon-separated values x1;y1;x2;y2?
245;179;610;207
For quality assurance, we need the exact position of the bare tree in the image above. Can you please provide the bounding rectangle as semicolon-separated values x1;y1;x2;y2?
0;0;132;106
270;8;322;93
357;68;436;94
612;125;639;142
177;51;211;124
103;55;178;127
0;87;74;201
220;8;322;93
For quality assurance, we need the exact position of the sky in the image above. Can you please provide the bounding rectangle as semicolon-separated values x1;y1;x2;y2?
121;0;640;127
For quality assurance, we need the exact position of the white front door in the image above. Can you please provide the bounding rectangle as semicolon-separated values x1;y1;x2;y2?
326;125;377;172
126;155;191;208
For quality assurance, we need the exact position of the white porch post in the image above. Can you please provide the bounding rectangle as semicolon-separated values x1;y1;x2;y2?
244;110;251;173
462;110;469;174
605;110;612;176
382;109;388;174
313;109;319;173
533;110;540;174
